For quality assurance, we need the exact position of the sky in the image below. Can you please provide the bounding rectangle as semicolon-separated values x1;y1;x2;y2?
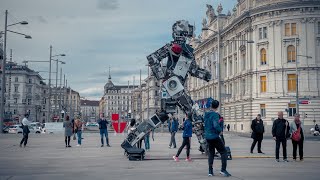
0;0;236;100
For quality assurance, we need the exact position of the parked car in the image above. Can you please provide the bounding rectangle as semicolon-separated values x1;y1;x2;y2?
86;122;99;127
2;126;10;133
8;124;41;134
42;122;64;134
8;125;23;134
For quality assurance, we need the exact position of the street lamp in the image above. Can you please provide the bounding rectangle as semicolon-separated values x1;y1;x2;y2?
201;27;254;113
52;59;66;120
0;10;31;132
295;54;312;117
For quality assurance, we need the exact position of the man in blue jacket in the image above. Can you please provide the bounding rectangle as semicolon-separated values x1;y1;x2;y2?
173;113;193;162
205;100;231;177
98;114;110;147
169;116;179;148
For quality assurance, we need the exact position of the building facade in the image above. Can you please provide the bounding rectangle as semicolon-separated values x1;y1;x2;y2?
50;87;81;121
103;74;138;120
80;99;100;122
141;76;161;121
189;0;320;132
4;62;49;123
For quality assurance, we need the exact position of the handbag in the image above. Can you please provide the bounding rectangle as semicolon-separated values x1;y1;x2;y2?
73;134;77;140
292;127;301;141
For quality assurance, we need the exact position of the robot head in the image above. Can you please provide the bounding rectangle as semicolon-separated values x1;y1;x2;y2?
172;20;194;44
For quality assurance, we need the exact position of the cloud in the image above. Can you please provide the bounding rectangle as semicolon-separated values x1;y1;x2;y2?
1;0;237;100
97;0;119;10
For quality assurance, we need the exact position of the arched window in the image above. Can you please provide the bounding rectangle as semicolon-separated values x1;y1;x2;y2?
287;45;296;62
260;48;267;65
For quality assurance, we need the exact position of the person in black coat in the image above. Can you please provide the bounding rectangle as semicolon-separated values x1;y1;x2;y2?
272;111;290;162
250;114;265;153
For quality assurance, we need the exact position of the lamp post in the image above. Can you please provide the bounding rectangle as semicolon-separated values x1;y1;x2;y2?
1;10;31;132
202;26;254;113
49;49;65;122
52;59;65;120
295;53;312;120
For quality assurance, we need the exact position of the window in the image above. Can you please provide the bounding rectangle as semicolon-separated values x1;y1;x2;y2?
14;86;18;93
260;48;267;65
260;76;267;93
28;79;32;83
318;22;320;34
242;54;246;71
235;59;238;74
259;27;267;39
27;87;32;93
229;60;232;76
14;98;18;104
27;99;32;105
241;105;244;118
288;74;297;92
288;103;296;117
241;79;246;96
15;77;18;82
241;124;244;131
287;45;296;62
260;104;266;117
14;109;17;114
285;23;297;36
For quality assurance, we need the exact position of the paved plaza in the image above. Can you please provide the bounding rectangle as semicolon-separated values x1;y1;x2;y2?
0;132;319;180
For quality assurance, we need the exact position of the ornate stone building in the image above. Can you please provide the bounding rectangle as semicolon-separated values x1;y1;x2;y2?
188;0;320;132
103;72;138;120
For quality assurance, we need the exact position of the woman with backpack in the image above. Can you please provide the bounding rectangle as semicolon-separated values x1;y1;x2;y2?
290;113;304;161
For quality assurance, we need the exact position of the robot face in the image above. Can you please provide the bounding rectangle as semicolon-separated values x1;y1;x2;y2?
172;20;194;43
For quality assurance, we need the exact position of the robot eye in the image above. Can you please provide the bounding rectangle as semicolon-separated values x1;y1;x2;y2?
168;80;178;90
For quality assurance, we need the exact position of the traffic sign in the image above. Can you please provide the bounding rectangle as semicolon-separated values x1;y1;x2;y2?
299;100;311;104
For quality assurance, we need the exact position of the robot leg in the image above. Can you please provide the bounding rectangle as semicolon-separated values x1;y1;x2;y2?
176;92;207;153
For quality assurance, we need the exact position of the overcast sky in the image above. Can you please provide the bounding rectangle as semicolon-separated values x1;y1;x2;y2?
0;0;236;100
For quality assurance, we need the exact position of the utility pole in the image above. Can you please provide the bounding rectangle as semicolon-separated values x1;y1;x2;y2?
217;14;222;113
0;10;8;131
59;67;62;121
55;59;58;119
47;45;52;122
295;38;299;115
147;66;150;120
140;69;142;121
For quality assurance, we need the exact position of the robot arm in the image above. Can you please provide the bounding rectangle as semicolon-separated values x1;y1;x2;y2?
146;44;171;80
189;61;211;82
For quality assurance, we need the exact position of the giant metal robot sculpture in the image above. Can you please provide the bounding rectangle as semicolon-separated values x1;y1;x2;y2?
121;20;211;155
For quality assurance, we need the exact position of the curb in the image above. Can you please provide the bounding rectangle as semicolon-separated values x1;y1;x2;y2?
144;156;320;160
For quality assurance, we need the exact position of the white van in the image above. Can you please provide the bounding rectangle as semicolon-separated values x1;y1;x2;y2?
42;122;64;134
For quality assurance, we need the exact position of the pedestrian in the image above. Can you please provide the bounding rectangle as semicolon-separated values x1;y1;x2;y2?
250;114;265;154
227;124;230;131
20;114;30;148
204;100;231;177
272;111;290;162
315;124;319;132
219;115;225;145
98;114;110;147
290;113;304;161
74;117;84;146
144;130;151;151
169;116;178;148
173;113;193;162
63;115;73;148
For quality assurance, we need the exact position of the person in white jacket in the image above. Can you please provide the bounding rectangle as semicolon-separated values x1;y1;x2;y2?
20;114;30;147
